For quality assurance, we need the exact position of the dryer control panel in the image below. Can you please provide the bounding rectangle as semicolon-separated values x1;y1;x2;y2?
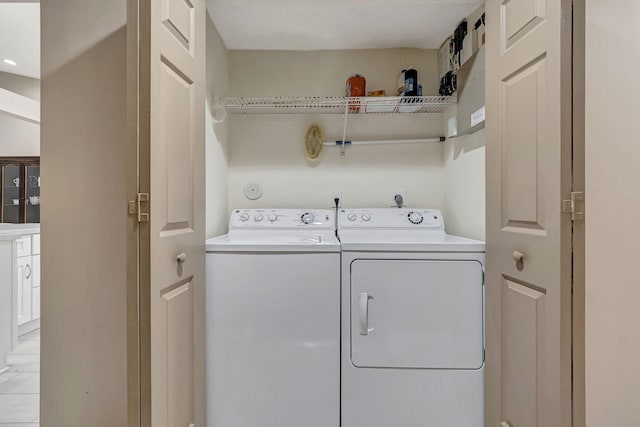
230;209;335;229
339;208;444;230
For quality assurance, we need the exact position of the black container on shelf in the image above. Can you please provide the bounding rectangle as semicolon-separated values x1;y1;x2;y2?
403;68;419;96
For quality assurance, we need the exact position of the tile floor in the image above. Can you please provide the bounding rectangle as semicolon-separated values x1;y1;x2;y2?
0;329;40;426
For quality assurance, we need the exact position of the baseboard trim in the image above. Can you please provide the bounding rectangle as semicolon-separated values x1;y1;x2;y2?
18;319;40;337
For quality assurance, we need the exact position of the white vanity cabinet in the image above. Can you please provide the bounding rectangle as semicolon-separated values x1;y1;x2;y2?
16;233;40;335
0;226;39;371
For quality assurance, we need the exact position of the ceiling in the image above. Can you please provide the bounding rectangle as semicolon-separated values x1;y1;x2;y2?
0;1;479;79
0;2;40;78
207;0;482;51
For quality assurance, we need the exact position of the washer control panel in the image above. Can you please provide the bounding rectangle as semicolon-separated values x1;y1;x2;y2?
339;208;444;230
231;209;334;229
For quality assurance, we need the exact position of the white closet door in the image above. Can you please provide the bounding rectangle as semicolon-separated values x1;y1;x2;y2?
135;0;206;426
485;0;574;425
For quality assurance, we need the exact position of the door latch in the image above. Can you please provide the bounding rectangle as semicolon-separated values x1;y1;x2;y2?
562;191;584;221
128;193;150;222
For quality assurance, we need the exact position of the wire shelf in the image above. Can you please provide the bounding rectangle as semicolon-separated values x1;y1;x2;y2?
221;96;456;115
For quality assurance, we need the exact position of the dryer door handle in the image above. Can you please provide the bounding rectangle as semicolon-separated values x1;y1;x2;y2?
359;292;374;335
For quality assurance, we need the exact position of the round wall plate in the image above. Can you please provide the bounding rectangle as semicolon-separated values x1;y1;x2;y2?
244;183;263;200
211;105;227;123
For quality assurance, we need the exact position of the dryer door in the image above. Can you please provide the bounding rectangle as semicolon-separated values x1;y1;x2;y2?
350;259;484;369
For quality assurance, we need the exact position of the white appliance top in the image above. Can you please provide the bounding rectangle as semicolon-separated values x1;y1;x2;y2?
338;208;485;252
206;209;340;252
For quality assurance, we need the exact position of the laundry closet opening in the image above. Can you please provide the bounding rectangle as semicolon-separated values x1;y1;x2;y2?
203;2;487;426
204;2;486;242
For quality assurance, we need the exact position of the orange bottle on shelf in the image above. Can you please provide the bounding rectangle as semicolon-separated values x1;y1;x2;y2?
346;74;366;113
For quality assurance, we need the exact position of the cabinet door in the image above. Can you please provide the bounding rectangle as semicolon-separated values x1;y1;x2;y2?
32;234;40;255
16;256;32;326
25;166;40;223
31;254;40;288
31;254;40;321
32;287;40;321
16;236;31;258
2;165;22;224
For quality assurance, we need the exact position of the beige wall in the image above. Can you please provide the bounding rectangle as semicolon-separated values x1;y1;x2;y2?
585;1;640;425
441;4;486;241
205;14;230;237
228;48;439;97
0;72;40;156
0;114;39;157
227;48;447;211
442;128;485;240
40;0;128;425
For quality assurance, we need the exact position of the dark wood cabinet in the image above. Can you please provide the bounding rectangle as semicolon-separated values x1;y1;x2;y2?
0;157;40;223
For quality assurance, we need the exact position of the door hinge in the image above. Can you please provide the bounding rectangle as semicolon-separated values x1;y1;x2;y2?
128;193;150;222
562;191;584;221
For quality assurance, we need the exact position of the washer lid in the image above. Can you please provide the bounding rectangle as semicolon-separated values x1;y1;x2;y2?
206;233;340;252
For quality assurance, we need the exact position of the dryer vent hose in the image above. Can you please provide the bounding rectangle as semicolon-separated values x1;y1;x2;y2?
305;124;324;160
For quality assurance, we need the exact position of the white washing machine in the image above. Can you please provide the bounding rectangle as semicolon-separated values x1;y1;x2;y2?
338;208;485;427
206;209;340;427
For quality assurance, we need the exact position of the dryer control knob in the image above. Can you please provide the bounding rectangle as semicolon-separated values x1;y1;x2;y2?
254;214;264;222
301;213;315;224
240;213;250;222
408;211;424;224
268;214;278;222
347;213;357;222
361;214;372;222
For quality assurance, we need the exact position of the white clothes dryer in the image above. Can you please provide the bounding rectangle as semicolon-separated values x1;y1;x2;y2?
338;208;485;427
206;209;340;427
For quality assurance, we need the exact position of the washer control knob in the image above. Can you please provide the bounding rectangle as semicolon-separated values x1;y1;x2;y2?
254;214;264;222
347;213;357;222
361;214;372;222
240;213;250;222
268;214;278;222
408;211;424;225
301;212;315;224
